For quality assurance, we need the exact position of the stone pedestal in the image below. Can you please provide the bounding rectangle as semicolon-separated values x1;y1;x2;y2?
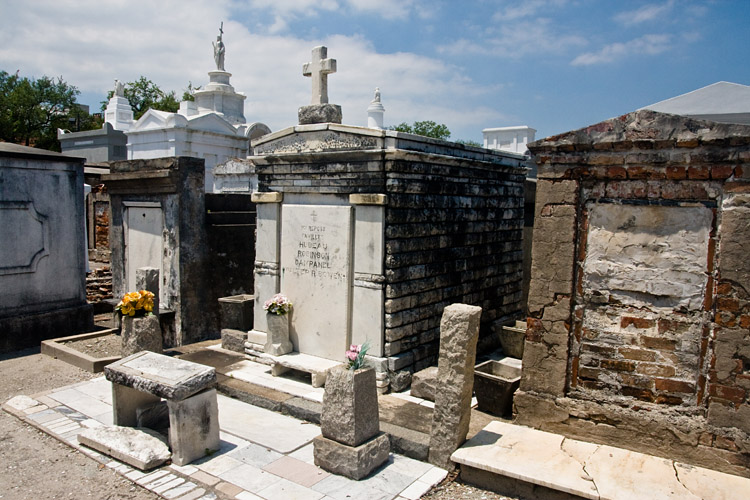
314;365;390;479
264;313;293;356
121;315;162;356
298;104;342;124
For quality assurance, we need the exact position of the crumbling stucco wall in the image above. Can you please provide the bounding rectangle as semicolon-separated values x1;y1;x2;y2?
516;110;750;478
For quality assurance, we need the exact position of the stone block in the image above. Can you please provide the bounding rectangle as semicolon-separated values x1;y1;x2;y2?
411;366;438;401
167;388;220;466
313;432;390;480
136;267;160;315
221;329;247;353
121;315;163;357
321;365;380;447
298;104;342;125
78;425;171;470
428;303;482;468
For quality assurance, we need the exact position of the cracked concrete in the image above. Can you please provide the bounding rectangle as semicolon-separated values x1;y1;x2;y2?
452;420;750;500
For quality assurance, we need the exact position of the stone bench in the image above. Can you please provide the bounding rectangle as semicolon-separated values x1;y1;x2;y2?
104;351;220;465
258;351;341;388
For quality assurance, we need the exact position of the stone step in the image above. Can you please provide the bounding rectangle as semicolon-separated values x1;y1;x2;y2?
451;420;749;500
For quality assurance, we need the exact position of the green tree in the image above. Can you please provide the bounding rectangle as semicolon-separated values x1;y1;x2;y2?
0;70;84;150
456;139;482;147
102;76;180;120
388;120;451;141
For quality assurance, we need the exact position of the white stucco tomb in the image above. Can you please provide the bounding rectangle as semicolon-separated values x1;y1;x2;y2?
482;125;536;155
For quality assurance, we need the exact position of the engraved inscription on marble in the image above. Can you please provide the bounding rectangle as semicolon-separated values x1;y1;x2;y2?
280;205;352;360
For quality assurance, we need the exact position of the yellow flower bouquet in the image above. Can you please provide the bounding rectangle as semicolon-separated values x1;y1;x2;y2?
115;290;155;317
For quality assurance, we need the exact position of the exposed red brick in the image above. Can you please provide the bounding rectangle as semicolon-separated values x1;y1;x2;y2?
657;319;691;334
655;378;696;394
676;139;700;148
607;166;628;179
716;282;733;296
526;318;543;342
711;165;734;180
642;336;678;350
579;380;605;391
621;317;656;329
710;384;747;404
717;297;740;312
704;275;714;311
654;394;684;405
637;364;676;377
715;312;737;328
690;183;709;199
665;166;687;179
622;386;656;402
740;315;750;329
601;359;636;372
619;347;658;362
698;432;714;447
687;166;710;180
714;435;740;452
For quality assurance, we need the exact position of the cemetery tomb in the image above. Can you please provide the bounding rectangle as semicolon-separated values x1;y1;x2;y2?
247;123;527;392
517;110;750;478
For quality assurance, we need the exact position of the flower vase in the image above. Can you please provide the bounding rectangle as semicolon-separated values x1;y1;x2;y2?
320;365;380;446
121;314;162;356
264;313;293;356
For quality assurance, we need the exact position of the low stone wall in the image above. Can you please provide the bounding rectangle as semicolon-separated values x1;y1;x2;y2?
516;110;750;477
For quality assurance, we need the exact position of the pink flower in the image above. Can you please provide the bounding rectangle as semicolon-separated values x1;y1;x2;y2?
349;344;361;353
346;350;358;361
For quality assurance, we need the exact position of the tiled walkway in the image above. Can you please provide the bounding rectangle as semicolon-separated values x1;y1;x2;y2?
4;374;447;500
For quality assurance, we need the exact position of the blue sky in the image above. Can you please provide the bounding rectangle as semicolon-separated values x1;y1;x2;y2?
1;0;749;142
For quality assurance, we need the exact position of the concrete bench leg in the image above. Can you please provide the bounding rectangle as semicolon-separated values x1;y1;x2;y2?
167;388;220;466
271;363;290;377
311;371;327;388
111;384;161;427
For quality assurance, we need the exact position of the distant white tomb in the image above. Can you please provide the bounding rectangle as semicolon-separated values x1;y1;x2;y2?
108;25;271;192
367;88;385;129
482;126;536;155
640;81;750;125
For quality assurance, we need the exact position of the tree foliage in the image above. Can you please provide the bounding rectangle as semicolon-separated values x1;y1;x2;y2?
0;70;88;150
102;76;180;120
388;120;451;141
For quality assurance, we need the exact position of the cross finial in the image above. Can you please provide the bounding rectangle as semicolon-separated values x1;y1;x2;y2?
302;46;337;105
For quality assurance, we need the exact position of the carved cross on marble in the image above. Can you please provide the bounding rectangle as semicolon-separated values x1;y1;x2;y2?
302;46;337;105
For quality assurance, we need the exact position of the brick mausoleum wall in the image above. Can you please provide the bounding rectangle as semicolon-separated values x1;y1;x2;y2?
516;110;750;477
382;156;525;383
254;127;526;391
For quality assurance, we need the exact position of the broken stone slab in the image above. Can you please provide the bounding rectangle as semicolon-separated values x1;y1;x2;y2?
313;432;390;480
3;395;41;412
121;315;163;357
104;351;216;401
78;425;171;470
411;366;438;401
429;303;482;469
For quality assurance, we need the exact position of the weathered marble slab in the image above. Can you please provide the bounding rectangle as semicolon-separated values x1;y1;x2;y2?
280;204;352;360
104;351;216;401
78;425;171;470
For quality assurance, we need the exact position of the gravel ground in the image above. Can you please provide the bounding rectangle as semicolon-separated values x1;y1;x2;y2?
1;345;519;500
63;332;122;358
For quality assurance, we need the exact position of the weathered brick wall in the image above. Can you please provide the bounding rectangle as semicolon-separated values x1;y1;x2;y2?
383;158;525;381
253;126;526;391
516;110;750;477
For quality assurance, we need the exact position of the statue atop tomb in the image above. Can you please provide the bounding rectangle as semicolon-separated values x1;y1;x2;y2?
114;79;125;97
213;22;226;71
373;87;381;103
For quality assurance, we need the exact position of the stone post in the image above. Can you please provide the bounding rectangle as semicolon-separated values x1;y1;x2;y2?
121;267;162;356
428;303;482;469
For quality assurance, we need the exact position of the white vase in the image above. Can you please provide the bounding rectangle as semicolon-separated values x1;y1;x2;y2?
264;313;293;356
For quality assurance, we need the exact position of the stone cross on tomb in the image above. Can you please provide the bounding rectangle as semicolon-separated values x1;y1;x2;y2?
303;46;337;105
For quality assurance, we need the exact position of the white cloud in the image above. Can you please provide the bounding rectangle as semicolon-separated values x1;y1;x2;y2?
438;19;587;59
614;1;674;26
492;0;568;21
571;34;672;66
0;0;504;139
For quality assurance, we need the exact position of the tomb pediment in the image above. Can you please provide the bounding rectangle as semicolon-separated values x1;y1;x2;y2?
130;110;180;132
187;113;240;135
251;124;384;155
